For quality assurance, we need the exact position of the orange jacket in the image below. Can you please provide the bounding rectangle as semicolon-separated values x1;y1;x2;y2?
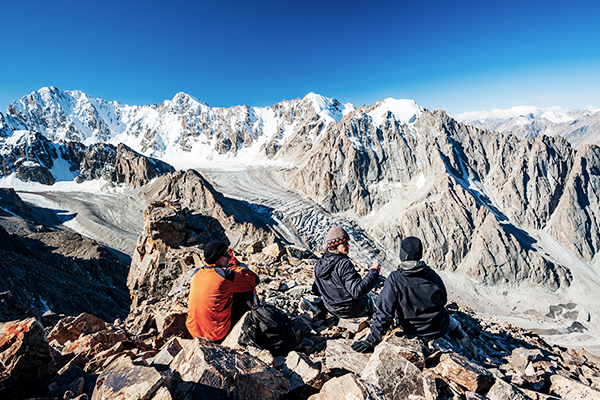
186;264;259;341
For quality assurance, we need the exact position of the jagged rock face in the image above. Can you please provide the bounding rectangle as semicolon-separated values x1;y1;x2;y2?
287;104;422;216
0;130;64;184
128;171;280;305
0;112;12;137
141;169;278;248
287;110;577;289
0;318;51;399
5;86;115;143
77;143;175;188
547;145;600;263
0;130;174;187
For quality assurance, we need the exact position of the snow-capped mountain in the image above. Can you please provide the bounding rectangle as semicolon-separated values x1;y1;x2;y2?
1;87;429;169
4;87;373;168
456;106;600;149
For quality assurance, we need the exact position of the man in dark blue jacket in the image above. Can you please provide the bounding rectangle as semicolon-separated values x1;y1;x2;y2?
313;226;380;318
352;236;469;353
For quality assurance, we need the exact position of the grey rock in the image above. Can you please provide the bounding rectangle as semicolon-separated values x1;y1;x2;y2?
307;373;387;400
361;341;424;399
91;355;164;400
170;338;289;400
325;339;371;375
486;378;530;400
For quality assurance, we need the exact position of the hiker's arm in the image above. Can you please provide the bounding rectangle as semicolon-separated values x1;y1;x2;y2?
229;265;260;292
340;260;379;299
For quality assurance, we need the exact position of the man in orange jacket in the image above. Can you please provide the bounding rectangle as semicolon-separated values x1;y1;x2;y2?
186;241;259;342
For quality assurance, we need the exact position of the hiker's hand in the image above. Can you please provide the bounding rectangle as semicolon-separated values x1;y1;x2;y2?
351;340;374;353
370;263;381;273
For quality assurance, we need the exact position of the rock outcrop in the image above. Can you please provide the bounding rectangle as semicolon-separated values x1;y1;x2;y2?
0;130;174;186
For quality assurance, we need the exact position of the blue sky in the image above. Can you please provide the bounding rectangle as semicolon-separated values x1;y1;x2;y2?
1;0;599;115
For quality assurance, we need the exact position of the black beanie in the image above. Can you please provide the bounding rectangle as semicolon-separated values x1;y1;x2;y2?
204;241;229;264
399;237;423;261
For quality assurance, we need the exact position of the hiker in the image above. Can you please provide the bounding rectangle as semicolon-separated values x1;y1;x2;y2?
352;236;470;353
186;240;259;342
313;226;380;318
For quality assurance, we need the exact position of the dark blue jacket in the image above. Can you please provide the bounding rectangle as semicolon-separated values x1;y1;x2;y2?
367;261;449;343
314;251;379;318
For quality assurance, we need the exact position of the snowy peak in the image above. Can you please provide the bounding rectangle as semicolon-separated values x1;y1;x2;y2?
368;98;423;126
301;92;353;124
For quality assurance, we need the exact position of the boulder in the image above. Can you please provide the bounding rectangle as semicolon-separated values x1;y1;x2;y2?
0;318;51;399
62;330;128;357
48;313;107;344
361;341;425;399
433;352;495;394
221;311;255;352
91;355;165;400
154;304;188;339
337;316;369;333
510;347;545;375
422;370;455;400
307;373;386;400
150;337;185;370
325;339;371;375
170;338;289;400
385;331;426;370
282;350;328;390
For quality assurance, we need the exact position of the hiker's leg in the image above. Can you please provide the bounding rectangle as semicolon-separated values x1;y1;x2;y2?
230;290;253;327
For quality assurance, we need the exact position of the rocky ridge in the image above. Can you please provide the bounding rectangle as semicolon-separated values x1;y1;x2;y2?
0;129;174;187
3;202;600;399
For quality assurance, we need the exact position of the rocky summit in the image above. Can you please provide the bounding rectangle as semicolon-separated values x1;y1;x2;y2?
2;200;600;400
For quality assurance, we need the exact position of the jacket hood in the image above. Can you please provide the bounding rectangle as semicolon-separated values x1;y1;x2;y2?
399;260;428;273
316;251;348;279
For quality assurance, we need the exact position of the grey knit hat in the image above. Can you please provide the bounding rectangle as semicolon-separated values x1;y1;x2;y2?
326;226;349;248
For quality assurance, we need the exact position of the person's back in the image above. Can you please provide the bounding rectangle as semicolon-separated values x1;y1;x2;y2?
353;237;469;353
369;259;449;342
186;241;259;342
313;226;380;318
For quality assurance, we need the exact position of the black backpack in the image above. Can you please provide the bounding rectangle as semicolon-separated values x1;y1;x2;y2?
243;303;298;357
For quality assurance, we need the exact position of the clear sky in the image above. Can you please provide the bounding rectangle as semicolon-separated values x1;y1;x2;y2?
1;0;599;116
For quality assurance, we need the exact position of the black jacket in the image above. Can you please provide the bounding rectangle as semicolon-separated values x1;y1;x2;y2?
313;251;379;318
367;261;449;343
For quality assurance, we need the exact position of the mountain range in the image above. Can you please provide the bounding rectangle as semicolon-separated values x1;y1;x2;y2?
1;87;600;353
457;105;600;149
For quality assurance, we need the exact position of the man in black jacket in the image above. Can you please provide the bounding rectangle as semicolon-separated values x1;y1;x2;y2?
313;226;380;318
352;236;469;353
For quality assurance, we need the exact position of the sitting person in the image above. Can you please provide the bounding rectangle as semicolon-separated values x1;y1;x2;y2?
352;236;469;353
313;226;380;318
186;240;259;342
